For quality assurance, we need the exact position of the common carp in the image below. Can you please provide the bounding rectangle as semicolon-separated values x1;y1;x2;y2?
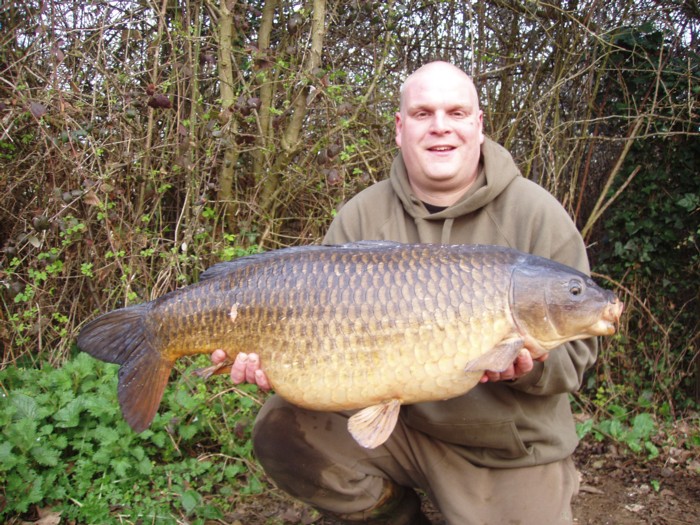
77;241;622;448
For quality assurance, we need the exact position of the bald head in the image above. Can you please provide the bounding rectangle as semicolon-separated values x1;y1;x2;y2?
399;61;480;114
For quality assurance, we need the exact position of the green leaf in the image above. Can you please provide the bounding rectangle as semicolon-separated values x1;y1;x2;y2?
51;434;68;450
111;457;132;478
94;424;121;445
180;489;200;514
11;392;38;420
677;193;698;211
31;445;60;467
6;418;38;451
178;423;199;441
136;457;153;476
0;356;265;522
630;413;656;440
576;419;594;439
92;447;113;466
0;441;18;471
645;441;660;460
53;397;84;428
608;419;624;439
150;430;166;448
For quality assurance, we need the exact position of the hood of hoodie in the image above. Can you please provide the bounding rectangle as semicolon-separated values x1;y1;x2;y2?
389;136;521;243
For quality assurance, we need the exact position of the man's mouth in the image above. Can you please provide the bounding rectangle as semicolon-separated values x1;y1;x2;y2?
428;146;455;152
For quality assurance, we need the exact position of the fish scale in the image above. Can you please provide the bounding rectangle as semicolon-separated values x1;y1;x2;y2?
78;241;622;448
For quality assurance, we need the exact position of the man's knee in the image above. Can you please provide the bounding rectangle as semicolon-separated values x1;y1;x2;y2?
252;395;334;500
253;397;420;522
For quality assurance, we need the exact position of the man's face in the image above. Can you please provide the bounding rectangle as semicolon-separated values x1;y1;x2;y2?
395;64;484;205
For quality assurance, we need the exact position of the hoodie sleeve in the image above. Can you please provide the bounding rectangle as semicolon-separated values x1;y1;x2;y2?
508;338;598;395
505;184;599;396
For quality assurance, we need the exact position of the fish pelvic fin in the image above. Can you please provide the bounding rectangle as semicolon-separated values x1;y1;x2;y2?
464;338;525;373
347;399;402;449
193;359;234;380
77;304;173;432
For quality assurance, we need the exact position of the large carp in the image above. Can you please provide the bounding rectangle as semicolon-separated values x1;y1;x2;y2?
78;241;622;448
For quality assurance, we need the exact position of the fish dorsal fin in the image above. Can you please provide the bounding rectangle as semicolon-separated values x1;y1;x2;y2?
199;251;290;282
464;338;525;373
199;241;407;282
347;399;402;449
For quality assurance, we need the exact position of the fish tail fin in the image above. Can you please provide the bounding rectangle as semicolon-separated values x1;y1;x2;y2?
77;304;173;432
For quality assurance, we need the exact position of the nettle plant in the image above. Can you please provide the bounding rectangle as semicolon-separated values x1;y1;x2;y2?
0;353;266;524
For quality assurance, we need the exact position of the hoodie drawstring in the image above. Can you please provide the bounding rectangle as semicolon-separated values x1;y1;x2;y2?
441;218;454;244
412;215;455;244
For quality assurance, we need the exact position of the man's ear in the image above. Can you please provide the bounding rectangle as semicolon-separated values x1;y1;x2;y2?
395;111;402;148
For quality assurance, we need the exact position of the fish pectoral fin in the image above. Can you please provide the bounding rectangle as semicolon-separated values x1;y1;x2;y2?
464;338;525;373
347;399;402;449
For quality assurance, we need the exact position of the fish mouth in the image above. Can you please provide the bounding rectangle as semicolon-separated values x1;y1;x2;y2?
590;298;624;335
604;297;624;323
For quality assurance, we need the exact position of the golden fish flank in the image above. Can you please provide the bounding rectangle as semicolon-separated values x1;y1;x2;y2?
77;241;623;449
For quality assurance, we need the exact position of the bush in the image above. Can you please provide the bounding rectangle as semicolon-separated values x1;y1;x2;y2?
583;24;699;416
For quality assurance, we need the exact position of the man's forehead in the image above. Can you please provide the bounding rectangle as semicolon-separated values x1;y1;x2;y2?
403;82;476;108
400;66;478;109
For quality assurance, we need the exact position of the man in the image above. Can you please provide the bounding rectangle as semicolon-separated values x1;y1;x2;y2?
212;61;594;524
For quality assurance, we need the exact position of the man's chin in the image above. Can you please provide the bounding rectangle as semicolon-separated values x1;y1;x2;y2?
424;170;460;181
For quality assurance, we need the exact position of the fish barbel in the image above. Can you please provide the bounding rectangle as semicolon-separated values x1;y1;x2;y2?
77;241;623;448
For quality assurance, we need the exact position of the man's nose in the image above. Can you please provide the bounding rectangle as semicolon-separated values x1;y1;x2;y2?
430;112;450;133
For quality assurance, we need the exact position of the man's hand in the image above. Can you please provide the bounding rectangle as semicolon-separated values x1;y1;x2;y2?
211;350;271;391
480;349;548;383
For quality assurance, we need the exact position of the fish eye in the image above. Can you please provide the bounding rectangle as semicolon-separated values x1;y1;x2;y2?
568;279;584;296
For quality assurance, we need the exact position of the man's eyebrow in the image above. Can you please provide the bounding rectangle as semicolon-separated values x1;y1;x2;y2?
406;103;431;112
448;102;475;113
407;102;475;113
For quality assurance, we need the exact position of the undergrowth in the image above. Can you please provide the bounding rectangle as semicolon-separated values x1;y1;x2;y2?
1;349;698;523
573;340;700;464
0;352;267;524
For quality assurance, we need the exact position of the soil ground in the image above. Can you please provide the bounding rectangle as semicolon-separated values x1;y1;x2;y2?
227;437;700;525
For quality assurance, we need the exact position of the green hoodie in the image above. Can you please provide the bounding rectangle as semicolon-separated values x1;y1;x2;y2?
323;137;597;468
